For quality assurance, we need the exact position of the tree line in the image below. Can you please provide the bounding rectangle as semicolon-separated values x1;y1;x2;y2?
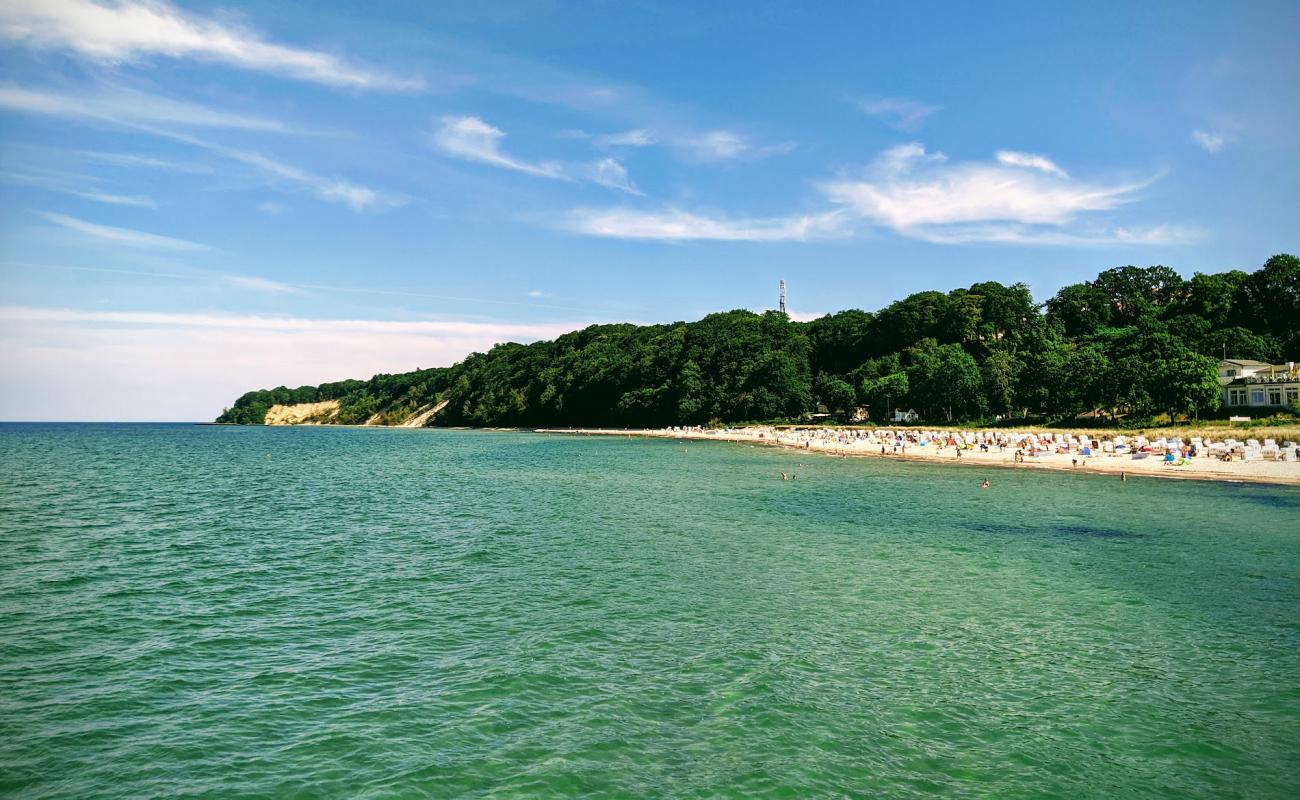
217;254;1299;427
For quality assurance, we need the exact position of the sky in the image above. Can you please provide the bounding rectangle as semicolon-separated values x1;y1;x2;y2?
1;0;1297;421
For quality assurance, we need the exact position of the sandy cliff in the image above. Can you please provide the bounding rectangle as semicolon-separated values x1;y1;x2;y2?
262;398;449;426
263;400;340;425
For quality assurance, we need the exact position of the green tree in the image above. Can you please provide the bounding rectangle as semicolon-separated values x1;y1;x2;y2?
859;372;909;420
908;341;983;422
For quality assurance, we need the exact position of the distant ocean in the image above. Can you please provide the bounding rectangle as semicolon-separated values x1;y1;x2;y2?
2;423;1298;798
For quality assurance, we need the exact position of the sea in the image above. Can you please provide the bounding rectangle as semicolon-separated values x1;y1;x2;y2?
2;423;1298;799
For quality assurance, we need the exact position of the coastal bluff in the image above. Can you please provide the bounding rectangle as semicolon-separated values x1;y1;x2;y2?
261;399;447;427
263;400;340;425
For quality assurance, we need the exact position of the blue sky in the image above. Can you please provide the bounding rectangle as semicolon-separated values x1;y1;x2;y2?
1;0;1297;420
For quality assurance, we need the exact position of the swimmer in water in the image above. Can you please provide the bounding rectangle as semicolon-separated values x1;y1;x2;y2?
981;479;990;489
781;472;788;480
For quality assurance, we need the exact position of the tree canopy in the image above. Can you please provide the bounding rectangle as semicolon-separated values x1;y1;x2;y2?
219;254;1299;427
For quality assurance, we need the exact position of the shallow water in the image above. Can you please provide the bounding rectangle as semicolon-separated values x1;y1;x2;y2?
2;424;1298;798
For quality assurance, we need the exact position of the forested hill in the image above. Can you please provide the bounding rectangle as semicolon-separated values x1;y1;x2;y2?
217;254;1300;427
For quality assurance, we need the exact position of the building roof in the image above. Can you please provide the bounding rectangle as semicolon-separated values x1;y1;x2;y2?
1222;376;1300;387
1219;359;1273;367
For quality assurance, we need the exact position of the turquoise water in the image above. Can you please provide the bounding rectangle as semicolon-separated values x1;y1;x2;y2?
2;424;1298;799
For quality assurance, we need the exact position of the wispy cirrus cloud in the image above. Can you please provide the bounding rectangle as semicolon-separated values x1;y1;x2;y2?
431;116;640;194
204;142;401;211
0;0;422;91
861;97;942;131
0;84;290;131
222;274;300;293
674;130;796;162
566;207;845;242
584;126;791;162
1;169;157;207
431;115;565;178
37;210;208;250
585;158;641;195
1191;129;1227;153
995;150;1068;178
594;129;656;148
74;150;213;173
0;89;401;211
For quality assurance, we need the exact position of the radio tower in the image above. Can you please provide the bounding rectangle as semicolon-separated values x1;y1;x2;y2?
779;280;787;315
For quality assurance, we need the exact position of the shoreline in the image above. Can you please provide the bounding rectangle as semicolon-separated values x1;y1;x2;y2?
534;427;1300;487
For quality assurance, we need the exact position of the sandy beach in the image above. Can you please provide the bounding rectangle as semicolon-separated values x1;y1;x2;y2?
537;426;1300;486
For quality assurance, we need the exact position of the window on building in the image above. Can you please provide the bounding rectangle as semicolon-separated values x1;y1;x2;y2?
1268;388;1283;405
1288;387;1299;405
1251;389;1266;405
1229;388;1246;405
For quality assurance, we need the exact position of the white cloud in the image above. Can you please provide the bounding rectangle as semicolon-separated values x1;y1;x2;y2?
0;0;422;91
0;306;594;420
872;142;947;174
0;83;289;131
527;290;549;298
431;116;641;193
76;150;213;173
995;150;1068;178
565;144;1194;247
586;158;641;195
1191;129;1226;153
0;169;157;207
860;97;942;131
682;130;747;159
671;130;795;162
820;144;1159;244
258;201;284;216
908;223;1202;246
223;275;298;293
0;85;399;211
71;189;156;207
145;128;402;211
567;207;846;242
37;211;208;250
431;115;565;178
594;129;657;148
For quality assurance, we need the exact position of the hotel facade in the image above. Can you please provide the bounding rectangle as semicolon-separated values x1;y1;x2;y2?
1218;359;1300;411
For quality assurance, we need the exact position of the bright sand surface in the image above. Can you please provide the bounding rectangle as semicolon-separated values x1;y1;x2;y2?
538;427;1300;486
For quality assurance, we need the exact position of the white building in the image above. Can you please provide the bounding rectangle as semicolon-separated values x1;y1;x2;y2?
1219;359;1300;410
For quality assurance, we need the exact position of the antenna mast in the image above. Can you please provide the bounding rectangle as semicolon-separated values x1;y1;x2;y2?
779;280;787;315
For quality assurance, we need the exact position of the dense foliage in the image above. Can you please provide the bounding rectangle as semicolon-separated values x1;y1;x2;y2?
218;254;1300;427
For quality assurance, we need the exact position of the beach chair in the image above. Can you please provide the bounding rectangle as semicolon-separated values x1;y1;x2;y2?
1263;439;1280;460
